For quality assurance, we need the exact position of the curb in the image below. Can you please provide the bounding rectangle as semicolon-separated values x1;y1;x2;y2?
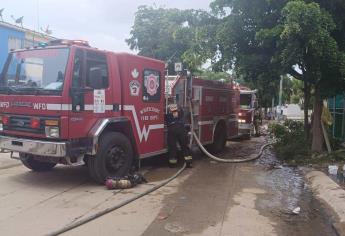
305;171;345;236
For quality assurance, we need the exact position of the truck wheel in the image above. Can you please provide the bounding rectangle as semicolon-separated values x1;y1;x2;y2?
210;124;227;154
20;154;57;172
88;132;133;184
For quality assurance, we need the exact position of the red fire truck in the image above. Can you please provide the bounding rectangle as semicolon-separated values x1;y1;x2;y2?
166;75;239;152
238;87;257;138
0;40;239;183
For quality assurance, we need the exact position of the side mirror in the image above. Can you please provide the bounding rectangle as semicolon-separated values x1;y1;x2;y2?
70;88;85;112
89;68;104;89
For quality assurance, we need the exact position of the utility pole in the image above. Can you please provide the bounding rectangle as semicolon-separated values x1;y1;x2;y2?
278;76;283;119
272;97;275;120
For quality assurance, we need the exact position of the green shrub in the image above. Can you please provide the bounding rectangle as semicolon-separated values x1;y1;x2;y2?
269;122;288;141
269;120;309;161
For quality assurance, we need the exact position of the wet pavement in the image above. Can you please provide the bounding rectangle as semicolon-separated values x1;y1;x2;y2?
0;137;337;235
255;149;335;236
141;137;336;236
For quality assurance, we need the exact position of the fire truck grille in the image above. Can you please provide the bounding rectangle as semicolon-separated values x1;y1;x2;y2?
4;116;45;134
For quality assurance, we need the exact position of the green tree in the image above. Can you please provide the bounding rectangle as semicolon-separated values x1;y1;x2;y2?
315;0;345;51
127;5;215;72
278;1;345;151
210;0;289;115
195;69;232;81
210;0;345;152
290;79;304;105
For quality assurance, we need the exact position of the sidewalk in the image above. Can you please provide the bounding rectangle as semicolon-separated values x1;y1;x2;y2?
306;171;345;236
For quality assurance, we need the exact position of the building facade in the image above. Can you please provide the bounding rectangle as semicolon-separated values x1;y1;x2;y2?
0;21;55;70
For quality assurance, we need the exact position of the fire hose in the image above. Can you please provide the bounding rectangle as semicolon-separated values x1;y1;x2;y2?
193;132;272;163
46;163;187;236
47;141;272;236
47;103;272;236
189;100;273;163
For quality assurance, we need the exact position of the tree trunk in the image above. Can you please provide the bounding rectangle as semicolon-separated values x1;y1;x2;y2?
303;81;311;141
311;88;324;152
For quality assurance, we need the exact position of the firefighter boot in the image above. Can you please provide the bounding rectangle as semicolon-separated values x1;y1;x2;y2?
184;155;193;168
169;158;178;168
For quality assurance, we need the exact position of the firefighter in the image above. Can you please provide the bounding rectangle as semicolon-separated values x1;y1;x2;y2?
253;108;261;136
166;104;192;168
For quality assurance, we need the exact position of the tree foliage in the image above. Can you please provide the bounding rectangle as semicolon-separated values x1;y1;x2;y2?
126;5;216;72
210;0;289;108
195;69;232;82
210;0;345;152
128;1;345;152
278;1;345;151
278;1;345;96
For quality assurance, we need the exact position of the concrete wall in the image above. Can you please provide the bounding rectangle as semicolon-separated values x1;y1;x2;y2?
0;25;25;70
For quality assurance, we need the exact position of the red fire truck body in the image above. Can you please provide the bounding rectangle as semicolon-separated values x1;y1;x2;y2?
168;76;239;151
0;40;239;182
238;87;257;138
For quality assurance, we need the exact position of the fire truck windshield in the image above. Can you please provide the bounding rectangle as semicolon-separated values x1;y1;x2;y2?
240;94;252;109
0;48;69;95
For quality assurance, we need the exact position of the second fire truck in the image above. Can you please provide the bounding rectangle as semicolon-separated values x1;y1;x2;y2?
238;87;257;138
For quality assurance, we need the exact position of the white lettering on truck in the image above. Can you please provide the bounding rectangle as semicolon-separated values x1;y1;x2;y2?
33;103;47;110
0;102;9;108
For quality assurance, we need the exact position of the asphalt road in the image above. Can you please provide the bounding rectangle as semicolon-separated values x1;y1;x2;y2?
0;138;336;236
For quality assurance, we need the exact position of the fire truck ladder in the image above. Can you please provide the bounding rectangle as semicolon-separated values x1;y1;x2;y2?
188;86;201;147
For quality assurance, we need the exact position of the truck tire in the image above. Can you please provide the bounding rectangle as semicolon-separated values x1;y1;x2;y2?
209;123;227;154
20;154;57;172
88;132;133;184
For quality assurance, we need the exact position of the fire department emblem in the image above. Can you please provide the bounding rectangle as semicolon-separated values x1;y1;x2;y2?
129;80;140;96
144;74;159;96
131;68;139;79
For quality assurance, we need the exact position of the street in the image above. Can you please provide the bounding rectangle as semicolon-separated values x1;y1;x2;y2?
0;137;336;236
0;0;344;235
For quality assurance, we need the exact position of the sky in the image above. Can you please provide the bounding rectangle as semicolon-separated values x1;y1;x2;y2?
1;0;212;53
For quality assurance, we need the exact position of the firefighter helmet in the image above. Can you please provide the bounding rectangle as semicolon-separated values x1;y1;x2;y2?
169;104;178;112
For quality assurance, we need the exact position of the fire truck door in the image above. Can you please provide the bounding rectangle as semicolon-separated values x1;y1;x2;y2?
68;49;112;139
125;68;165;156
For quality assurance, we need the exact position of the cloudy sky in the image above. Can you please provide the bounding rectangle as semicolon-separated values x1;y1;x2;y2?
1;0;212;52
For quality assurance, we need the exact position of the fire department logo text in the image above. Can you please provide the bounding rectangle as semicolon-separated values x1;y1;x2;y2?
140;107;160;121
33;103;47;110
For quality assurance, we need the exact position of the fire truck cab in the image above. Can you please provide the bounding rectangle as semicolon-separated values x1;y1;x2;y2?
0;40;239;183
238;88;257;138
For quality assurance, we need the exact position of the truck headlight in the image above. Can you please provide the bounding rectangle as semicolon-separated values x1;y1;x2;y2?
45;126;60;138
0;123;3;131
238;119;246;123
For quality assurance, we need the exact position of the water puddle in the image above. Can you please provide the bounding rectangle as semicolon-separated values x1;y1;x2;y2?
256;149;304;213
255;148;336;236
